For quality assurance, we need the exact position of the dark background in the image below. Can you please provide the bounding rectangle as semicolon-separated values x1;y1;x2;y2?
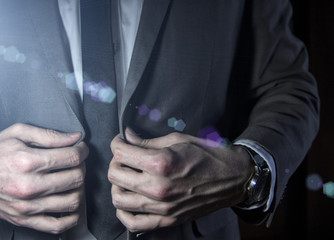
240;1;334;239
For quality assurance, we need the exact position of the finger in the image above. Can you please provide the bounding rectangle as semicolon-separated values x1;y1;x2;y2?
111;134;182;176
0;123;81;148
9;212;80;234
21;188;83;215
31;141;89;172
36;165;85;197
116;209;176;233
5;165;85;199
112;185;175;215
124;128;228;151
1;189;83;217
111;136;163;174
109;161;176;200
124;128;193;149
109;161;147;192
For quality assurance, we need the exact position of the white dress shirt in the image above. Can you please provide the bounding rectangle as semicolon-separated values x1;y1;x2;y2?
57;0;276;239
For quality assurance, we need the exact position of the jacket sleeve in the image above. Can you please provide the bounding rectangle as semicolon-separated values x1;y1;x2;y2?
234;0;320;225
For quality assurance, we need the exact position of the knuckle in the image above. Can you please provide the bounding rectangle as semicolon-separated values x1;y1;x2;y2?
116;210;138;233
9;215;25;226
110;137;117;151
168;132;184;142
68;199;80;212
50;223;65;235
153;150;174;176
51;215;79;235
159;203;175;216
107;172;114;183
108;164;117;183
69;149;81;166
127;226;138;233
112;195;123;209
74;170;85;188
11;201;32;215
150;183;172;201
125;221;139;233
140;139;151;148
11;123;27;133
7;181;35;199
113;149;122;162
45;128;60;139
12;153;35;173
16;184;35;199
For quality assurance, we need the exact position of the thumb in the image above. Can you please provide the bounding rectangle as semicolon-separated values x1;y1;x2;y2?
124;127;147;147
124;127;192;149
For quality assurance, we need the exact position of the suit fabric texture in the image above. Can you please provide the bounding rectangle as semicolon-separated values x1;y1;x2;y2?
0;0;319;239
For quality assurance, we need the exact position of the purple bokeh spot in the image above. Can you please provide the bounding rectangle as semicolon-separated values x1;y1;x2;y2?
57;71;64;78
30;60;40;69
149;109;162;121
306;173;323;191
206;132;223;148
138;104;150;116
198;126;218;139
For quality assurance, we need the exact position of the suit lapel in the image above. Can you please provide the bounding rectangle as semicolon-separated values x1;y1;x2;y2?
27;0;84;131
120;0;172;122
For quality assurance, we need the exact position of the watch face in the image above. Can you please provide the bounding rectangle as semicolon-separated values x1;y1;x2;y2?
253;168;271;203
236;147;272;207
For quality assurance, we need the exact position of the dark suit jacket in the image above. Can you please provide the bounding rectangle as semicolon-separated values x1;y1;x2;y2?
0;0;319;239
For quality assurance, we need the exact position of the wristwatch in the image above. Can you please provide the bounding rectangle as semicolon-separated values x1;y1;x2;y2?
237;147;272;208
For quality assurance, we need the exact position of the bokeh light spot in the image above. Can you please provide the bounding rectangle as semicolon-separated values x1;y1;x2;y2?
198;126;231;148
206;132;223;148
168;117;177;128
0;45;5;55
175;120;186;132
4;46;19;62
149;109;162;121
65;73;78;90
16;53;26;64
57;71;64;78
30;60;40;69
138;104;149;116
98;86;116;103
306;173;323;191
323;181;334;199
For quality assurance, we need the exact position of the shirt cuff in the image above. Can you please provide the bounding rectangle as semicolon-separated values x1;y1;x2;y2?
234;139;276;212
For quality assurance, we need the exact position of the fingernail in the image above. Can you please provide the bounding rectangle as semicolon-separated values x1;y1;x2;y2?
67;132;81;138
125;128;136;136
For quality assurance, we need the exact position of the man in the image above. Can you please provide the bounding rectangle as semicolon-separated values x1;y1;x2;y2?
0;0;319;239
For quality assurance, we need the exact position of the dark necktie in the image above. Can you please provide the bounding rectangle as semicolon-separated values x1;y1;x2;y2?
80;0;125;239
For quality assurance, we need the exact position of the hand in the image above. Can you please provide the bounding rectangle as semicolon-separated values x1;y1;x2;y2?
108;128;254;233
0;123;88;234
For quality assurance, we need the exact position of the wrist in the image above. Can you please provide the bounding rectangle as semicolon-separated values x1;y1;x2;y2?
229;145;256;203
235;146;271;208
